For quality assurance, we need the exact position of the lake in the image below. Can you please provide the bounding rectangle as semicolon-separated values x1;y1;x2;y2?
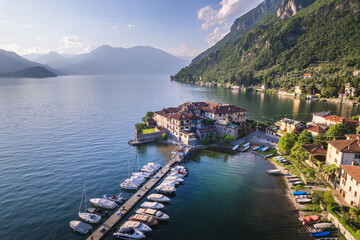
0;75;356;240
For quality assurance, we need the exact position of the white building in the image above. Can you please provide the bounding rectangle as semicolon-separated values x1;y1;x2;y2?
326;139;360;167
339;165;360;207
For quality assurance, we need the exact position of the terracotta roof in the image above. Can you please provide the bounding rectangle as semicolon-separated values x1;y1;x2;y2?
340;165;360;183
302;144;327;156
312;112;331;117
202;105;247;114
344;118;358;124
197;128;217;133
328;139;360;153
169;112;203;121
324;115;344;123
179;130;196;135
345;134;360;140
304;73;312;76
307;124;327;134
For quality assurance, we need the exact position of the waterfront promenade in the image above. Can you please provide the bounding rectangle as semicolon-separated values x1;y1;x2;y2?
87;155;179;240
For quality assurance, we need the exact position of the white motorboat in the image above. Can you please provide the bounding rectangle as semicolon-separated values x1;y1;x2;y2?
241;146;250;152
147;194;170;203
132;172;151;178
89;198;117;210
147;162;161;170
155;185;176;194
130;176;145;185
70;220;92;234
266;169;281;175
140;201;164;209
160;181;176;187
163;179;180;185
103;194;125;204
232;145;239;151
172;166;187;171
135;208;170;221
264;153;273;158
120;180;138;190
169;172;184;178
141;166;157;174
296;195;311;199
113;227;145;239
78;181;102;224
243;142;250;147
121;221;152;232
313;223;333;229
252;145;260;150
261;146;269;151
165;176;184;183
295;198;312;203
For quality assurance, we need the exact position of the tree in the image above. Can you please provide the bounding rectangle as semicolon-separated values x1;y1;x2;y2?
314;133;328;148
222;134;235;144
135;122;146;134
278;133;298;154
142;111;154;122
323;191;336;206
160;132;168;140
291;142;308;161
298;130;313;144
326;123;349;140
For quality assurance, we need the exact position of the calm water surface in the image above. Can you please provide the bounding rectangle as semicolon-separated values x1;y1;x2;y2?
0;75;357;240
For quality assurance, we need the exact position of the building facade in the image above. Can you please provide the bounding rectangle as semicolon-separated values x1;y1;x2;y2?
339;165;360;208
326;139;360;167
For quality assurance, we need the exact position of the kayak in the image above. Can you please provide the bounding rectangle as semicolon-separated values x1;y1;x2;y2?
293;191;307;196
310;231;331;237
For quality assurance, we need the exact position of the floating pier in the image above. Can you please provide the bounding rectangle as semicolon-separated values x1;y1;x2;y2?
86;156;179;240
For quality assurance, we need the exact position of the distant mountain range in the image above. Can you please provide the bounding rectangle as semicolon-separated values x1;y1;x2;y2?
0;45;189;78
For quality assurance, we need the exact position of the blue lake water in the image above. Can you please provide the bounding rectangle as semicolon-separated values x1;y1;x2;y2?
0;75;356;240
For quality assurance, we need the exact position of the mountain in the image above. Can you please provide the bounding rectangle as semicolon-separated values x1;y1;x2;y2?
173;0;360;92
0;49;57;78
0;66;57;78
24;45;189;75
191;0;283;64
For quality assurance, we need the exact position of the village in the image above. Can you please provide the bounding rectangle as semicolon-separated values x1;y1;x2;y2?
130;100;360;240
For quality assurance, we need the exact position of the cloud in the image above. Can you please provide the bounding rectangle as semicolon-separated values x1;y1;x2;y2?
112;25;118;29
34;37;42;41
57;36;95;54
128;24;135;28
198;0;256;46
21;47;50;54
0;44;20;52
165;43;202;57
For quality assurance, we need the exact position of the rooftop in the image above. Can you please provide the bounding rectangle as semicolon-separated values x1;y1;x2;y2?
313;111;331;118
328;139;360;153
307;124;327;134
340;165;360;183
302;144;327;156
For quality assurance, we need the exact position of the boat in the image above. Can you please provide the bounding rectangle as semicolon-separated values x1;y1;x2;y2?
258;147;264;151
261;146;269;151
252;145;260;150
113;227;145;239
310;231;331;237
89;198;117;210
120;179;139;190
299;215;319;225
132;172;151;178
313;223;333;229
129;214;159;226
160;181;176;187
163;179;180;185
103;194;125;204
86;207;108;217
155;185;176;194
285;175;297;179
135;208;170;221
171;166;188;177
78;181;102;224
290;181;303;185
241;145;250;152
264;153;273;158
70;220;92;234
266;169;281;175
293;191;307;195
140;166;157;174
165;176;184;183
147;194;170;203
140;201;164;209
232;145;239;151
296;195;312;199
296;198;312;203
121;221;152;232
288;178;300;182
169;172;184;178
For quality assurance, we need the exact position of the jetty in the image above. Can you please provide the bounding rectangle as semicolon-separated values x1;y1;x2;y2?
86;147;192;240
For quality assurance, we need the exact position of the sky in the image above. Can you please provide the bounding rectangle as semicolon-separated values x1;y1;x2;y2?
0;0;263;57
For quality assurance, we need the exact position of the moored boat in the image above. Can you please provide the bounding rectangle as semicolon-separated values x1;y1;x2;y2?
313;223;333;229
86;207;108;217
147;194;170;203
295;198;312;203
78;181;102;224
286;175;298;179
293;191;307;196
155;185;176;194
264;153;273;158
261;146;269;151
120;180;139;190
103;194;125;204
113;227;145;239
135;208;170;221
129;214;159;226
252;145;260;150
243;142;250;147
266;169;281;175
140;201;164;209
288;178;300;182
232;145;239;151
290;180;303;185
310;231;331;237
121;221;152;232
89;198;117;210
165;176;184;183
299;215;319;225
70;220;92;234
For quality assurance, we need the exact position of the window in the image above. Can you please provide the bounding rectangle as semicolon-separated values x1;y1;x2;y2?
355;191;357;197
336;150;339;155
352;177;354;181
356;154;360;159
349;186;352;192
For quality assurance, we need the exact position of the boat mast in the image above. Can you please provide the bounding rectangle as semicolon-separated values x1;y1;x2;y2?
78;181;85;213
84;181;87;210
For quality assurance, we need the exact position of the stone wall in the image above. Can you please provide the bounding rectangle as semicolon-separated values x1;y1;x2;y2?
136;131;163;142
327;214;357;240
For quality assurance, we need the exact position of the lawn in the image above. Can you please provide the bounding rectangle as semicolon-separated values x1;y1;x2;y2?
142;128;155;134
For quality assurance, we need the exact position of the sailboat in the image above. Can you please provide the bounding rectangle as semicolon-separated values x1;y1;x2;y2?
78;181;102;224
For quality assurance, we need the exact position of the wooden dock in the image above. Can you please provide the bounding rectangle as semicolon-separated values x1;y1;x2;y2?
86;156;179;240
